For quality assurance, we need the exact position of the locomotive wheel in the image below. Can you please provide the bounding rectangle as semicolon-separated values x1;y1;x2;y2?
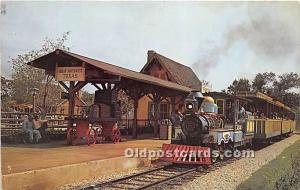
112;128;121;143
67;128;77;146
86;128;97;146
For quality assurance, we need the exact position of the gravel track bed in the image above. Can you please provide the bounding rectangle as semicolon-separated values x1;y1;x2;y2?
56;162;169;190
57;135;299;190
56;168;140;190
179;135;300;190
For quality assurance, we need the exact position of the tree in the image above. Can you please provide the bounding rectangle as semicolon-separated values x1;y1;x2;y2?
273;73;300;94
226;72;300;108
1;76;12;111
118;90;133;115
252;72;276;93
281;92;300;109
81;91;94;106
227;78;251;94
10;32;70;113
272;72;300;108
201;80;212;92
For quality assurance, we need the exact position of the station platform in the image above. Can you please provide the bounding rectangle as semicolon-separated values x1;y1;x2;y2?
1;137;170;190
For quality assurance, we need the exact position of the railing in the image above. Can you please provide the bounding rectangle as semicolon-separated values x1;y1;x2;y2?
118;119;172;135
1;111;172;141
118;119;154;135
1;112;70;142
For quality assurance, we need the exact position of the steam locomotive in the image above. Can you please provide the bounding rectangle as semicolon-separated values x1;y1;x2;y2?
161;91;253;166
180;91;224;146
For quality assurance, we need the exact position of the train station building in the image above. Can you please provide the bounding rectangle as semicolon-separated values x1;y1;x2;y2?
26;49;202;139
2;49;197;189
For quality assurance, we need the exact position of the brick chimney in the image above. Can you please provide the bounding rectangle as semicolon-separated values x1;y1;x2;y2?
147;50;156;62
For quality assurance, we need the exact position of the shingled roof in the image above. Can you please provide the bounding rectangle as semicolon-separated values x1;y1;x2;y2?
141;50;202;90
27;49;192;93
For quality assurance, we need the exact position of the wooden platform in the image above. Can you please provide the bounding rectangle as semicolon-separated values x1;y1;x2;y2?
2;138;169;175
1;138;170;190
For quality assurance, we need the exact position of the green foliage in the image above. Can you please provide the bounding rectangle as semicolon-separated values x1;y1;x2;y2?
1;76;12;111
227;78;251;94
118;90;133;115
227;72;300;108
237;140;300;190
252;72;276;93
274;73;300;93
9;32;71;113
269;72;300;108
81;91;94;106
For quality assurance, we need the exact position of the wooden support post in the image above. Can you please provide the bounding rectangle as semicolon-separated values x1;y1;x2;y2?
266;103;270;118
133;98;138;139
233;98;239;131
153;100;159;138
91;83;102;90
171;97;176;113
71;81;87;93
152;93;162;138
68;81;75;128
59;81;69;91
124;85;145;139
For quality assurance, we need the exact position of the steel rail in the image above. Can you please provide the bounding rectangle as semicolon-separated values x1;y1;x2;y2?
135;167;196;190
80;165;171;190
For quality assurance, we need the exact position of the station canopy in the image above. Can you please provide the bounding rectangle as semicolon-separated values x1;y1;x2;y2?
27;49;193;96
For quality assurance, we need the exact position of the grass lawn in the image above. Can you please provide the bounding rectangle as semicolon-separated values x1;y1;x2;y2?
237;139;300;190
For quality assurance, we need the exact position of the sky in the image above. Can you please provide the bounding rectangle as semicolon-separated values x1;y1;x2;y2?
1;1;299;91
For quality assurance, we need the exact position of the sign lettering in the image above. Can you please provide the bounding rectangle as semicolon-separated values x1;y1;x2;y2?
55;67;85;81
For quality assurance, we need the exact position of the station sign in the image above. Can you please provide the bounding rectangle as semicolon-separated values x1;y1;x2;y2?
55;66;85;81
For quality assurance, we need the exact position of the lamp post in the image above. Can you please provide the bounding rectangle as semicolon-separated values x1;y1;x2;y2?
31;88;39;113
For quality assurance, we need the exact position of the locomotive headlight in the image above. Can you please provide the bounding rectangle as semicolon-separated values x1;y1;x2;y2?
186;103;194;110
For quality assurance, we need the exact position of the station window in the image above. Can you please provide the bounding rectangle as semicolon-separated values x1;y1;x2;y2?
216;99;224;115
148;103;169;120
160;103;169;119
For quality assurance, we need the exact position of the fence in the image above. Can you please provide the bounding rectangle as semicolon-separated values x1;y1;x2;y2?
1;112;173;142
1;112;70;142
118;118;173;135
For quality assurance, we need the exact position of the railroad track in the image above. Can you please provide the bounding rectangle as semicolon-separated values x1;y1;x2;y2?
79;157;242;190
80;164;197;190
75;137;288;190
